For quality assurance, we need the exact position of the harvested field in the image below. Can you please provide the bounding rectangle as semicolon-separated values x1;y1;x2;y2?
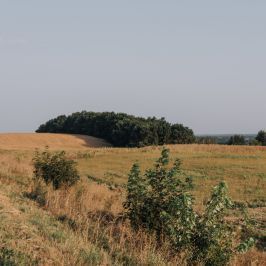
0;133;111;150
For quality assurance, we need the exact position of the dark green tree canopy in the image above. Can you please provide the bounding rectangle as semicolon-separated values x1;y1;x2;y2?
36;111;195;147
256;130;266;146
227;135;246;145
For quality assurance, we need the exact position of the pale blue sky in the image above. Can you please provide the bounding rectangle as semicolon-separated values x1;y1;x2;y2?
0;1;265;134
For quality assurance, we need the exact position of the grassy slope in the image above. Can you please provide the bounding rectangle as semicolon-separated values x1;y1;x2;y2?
0;134;265;265
0;178;107;265
0;133;111;150
78;144;266;205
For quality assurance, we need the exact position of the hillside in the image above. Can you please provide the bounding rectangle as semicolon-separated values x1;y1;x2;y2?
0;133;111;150
0;136;265;265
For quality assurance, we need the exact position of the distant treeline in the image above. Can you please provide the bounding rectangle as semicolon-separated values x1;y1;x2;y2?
196;131;266;146
36;111;195;147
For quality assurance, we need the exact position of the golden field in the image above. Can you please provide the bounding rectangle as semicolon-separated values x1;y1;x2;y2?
0;133;111;150
0;133;265;265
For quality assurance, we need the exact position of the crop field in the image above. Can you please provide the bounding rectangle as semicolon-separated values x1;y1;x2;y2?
0;134;265;265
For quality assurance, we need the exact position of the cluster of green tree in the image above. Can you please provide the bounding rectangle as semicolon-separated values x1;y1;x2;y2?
36;111;195;147
227;130;266;146
255;130;266;146
227;135;246;145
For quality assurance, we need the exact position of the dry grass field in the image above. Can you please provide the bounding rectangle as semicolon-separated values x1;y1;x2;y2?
0;133;111;150
0;133;265;265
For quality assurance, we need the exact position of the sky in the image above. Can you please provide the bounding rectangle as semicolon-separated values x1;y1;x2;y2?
0;1;265;134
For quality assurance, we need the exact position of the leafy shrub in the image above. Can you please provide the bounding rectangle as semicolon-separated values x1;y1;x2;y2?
124;148;193;236
124;148;254;265
189;182;234;265
236;238;255;253
33;148;80;190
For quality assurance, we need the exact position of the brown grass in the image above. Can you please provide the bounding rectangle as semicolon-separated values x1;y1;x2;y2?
76;144;266;206
0;138;265;265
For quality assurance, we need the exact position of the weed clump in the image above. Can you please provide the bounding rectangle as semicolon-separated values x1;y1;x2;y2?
0;247;38;266
25;180;47;207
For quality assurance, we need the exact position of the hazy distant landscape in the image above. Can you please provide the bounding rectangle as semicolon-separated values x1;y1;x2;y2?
197;134;257;144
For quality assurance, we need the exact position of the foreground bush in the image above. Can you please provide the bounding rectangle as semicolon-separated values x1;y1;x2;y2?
33;148;80;189
124;148;254;265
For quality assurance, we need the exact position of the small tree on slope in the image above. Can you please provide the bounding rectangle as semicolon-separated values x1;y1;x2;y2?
33;148;80;190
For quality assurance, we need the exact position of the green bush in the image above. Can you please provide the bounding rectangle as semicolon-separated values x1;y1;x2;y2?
124;148;254;265
33;148;80;190
124;148;193;235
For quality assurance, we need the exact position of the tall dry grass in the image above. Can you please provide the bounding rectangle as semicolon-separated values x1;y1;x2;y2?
35;179;182;265
0;144;265;265
0;133;111;150
29;175;263;265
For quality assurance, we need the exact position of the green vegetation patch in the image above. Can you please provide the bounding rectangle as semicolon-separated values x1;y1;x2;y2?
29;213;66;243
0;247;38;266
